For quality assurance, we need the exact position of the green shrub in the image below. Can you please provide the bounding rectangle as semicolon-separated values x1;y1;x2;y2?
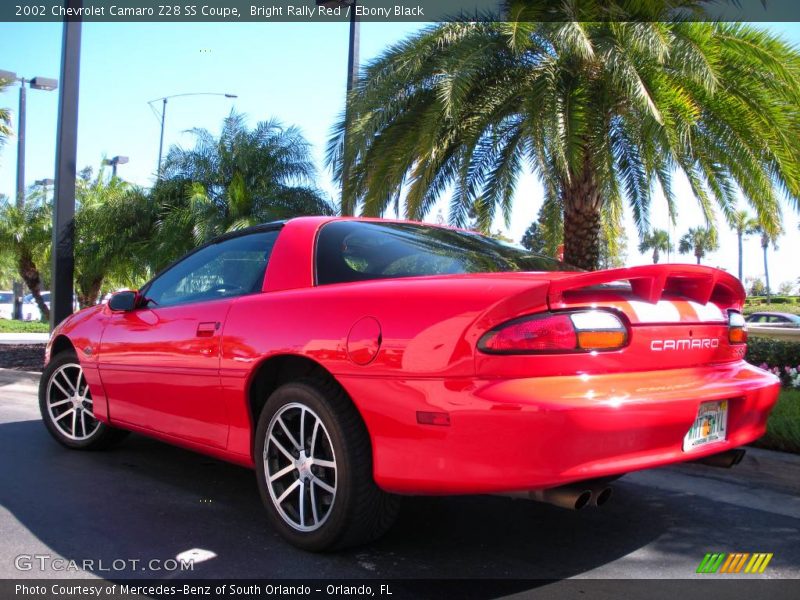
754;390;800;454
746;337;800;388
746;337;800;368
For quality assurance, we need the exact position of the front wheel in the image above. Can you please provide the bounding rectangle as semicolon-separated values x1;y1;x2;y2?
254;378;399;551
39;351;128;450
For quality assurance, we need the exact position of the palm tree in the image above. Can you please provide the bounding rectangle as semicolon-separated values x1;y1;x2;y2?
328;2;800;270
727;210;760;282
0;74;12;152
758;225;783;303
73;167;159;307
638;229;672;264
156;112;334;266
678;227;718;265
0;196;51;319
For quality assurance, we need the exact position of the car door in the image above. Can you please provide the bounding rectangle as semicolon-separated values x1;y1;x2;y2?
98;229;279;448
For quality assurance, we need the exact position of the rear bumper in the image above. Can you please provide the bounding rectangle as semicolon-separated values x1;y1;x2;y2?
340;361;780;494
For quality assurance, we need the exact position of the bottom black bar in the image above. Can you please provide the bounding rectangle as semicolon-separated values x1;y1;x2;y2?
2;579;800;600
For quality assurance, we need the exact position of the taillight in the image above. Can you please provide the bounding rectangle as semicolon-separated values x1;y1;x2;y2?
478;310;628;354
728;311;747;344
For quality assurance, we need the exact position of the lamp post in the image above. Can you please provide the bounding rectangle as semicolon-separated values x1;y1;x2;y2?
35;178;55;204
316;0;360;210
50;0;82;329
0;69;58;319
102;155;129;177
149;92;237;178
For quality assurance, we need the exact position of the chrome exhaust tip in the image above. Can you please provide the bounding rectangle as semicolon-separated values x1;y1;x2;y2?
591;486;613;507
693;448;746;468
530;485;593;510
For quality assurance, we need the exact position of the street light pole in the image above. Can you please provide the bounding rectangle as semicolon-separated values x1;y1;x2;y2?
346;1;360;94
149;92;237;178
51;0;82;329
12;81;26;321
157;97;167;177
102;155;129;178
35;179;55;204
0;70;58;319
16;80;26;209
317;0;360;213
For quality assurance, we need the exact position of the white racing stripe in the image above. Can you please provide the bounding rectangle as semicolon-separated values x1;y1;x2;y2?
627;300;682;323
687;300;726;322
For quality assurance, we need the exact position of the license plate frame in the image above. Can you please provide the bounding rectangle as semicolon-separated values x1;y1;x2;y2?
683;400;728;452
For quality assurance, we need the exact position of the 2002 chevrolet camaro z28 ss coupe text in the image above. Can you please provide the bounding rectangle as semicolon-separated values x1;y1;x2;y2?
40;217;780;550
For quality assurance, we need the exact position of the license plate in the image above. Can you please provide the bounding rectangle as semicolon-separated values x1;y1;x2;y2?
683;400;728;451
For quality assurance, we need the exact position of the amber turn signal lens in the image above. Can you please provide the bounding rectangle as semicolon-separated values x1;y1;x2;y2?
728;311;747;344
577;330;627;350
729;327;747;344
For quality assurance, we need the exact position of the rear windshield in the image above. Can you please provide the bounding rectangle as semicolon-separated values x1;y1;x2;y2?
316;221;576;285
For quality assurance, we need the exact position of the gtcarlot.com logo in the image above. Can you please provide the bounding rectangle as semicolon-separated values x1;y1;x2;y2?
697;552;773;574
14;554;194;573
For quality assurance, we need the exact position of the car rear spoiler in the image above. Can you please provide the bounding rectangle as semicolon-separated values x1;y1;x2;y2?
547;264;745;310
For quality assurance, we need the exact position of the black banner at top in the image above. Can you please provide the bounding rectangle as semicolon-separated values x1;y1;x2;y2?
2;0;800;23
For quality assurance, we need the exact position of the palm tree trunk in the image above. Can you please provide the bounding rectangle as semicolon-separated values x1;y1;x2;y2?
562;170;601;271
77;277;104;309
653;248;660;264
737;232;743;281
18;251;49;321
763;243;771;303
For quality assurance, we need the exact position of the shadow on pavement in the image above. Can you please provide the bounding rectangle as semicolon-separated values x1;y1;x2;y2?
0;419;672;581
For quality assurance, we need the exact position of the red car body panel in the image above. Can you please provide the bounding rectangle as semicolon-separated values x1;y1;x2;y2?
46;217;781;493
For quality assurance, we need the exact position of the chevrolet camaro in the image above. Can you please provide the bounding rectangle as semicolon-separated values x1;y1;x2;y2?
39;217;780;550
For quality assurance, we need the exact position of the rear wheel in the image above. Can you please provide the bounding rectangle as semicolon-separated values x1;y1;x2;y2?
254;378;399;551
39;351;128;450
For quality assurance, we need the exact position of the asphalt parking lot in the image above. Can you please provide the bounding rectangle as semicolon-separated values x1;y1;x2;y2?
1;369;799;585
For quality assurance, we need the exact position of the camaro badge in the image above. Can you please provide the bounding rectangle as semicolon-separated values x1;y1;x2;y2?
651;338;720;351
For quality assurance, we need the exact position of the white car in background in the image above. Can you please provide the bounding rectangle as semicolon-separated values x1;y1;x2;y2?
22;291;80;321
21;292;50;321
0;291;13;320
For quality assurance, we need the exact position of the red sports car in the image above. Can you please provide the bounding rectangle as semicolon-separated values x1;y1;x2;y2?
40;217;780;551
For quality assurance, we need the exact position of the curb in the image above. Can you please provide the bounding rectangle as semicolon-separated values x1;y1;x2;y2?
0;368;42;385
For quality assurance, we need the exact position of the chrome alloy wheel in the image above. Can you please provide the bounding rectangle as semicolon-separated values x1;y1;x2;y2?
263;402;337;532
45;363;100;441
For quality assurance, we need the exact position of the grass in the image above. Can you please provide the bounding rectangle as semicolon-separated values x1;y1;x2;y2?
0;320;50;333
755;389;800;454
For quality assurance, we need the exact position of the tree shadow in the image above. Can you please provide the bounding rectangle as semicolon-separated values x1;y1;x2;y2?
10;418;795;586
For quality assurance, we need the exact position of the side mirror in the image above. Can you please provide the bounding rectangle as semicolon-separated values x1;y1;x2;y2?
108;290;138;312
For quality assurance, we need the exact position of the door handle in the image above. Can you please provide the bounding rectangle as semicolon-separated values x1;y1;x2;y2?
196;322;220;337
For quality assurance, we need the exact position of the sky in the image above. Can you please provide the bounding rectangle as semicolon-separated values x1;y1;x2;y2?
0;19;798;291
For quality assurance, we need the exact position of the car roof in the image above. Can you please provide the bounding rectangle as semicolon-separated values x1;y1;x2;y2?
204;216;485;247
748;312;798;318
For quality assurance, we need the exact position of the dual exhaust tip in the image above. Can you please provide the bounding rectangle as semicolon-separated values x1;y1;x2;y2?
519;448;746;511
527;481;613;511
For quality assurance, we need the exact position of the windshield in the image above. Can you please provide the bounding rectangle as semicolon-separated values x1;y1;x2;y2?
0;293;12;303
316;221;577;285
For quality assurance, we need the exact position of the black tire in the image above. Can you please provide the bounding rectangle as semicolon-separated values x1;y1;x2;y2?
254;377;400;551
39;350;129;450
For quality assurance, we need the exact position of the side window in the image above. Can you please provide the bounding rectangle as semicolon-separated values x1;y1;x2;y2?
144;230;279;308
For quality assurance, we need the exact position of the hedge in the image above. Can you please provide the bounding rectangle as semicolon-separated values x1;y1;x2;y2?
746;337;800;388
